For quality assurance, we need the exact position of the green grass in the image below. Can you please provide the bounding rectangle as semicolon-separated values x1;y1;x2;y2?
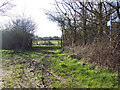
48;54;118;88
33;40;61;46
2;45;118;88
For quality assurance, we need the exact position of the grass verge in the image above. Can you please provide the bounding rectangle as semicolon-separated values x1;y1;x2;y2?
1;45;118;88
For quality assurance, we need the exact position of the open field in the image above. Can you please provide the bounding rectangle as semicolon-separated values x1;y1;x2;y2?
1;45;118;88
33;40;61;46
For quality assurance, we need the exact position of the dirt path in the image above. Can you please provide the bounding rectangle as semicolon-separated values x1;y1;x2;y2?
0;68;2;89
0;68;12;89
1;46;68;88
40;56;67;88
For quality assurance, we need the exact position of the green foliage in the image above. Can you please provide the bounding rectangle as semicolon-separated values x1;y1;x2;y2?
49;50;118;88
59;63;68;68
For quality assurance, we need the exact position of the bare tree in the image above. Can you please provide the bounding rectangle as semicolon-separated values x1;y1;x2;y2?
2;17;36;50
0;0;15;16
106;0;120;19
12;17;36;33
46;0;119;47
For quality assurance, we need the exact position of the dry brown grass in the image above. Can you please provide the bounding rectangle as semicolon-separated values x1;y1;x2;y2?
64;32;120;72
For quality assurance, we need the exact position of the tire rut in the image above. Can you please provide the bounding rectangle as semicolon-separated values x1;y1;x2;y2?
40;56;67;88
2;52;67;88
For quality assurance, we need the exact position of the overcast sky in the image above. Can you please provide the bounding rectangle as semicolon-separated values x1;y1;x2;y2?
0;0;62;37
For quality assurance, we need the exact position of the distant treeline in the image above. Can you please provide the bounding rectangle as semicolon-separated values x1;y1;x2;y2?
36;36;61;41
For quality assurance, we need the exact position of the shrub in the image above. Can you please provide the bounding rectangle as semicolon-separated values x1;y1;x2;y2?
2;17;35;50
2;29;33;50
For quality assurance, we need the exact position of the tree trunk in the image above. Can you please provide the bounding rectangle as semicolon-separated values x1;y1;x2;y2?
83;2;87;45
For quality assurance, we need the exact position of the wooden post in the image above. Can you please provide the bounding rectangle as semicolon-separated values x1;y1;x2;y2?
61;38;62;48
58;40;59;46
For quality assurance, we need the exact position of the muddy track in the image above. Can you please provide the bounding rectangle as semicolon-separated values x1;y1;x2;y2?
40;56;52;88
40;56;67;88
2;52;68;88
2;55;71;88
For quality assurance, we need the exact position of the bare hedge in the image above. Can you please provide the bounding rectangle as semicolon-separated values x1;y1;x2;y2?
2;17;35;50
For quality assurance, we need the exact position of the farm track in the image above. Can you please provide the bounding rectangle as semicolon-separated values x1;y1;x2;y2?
2;45;118;88
2;46;67;88
40;56;68;88
0;69;12;88
0;67;2;89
